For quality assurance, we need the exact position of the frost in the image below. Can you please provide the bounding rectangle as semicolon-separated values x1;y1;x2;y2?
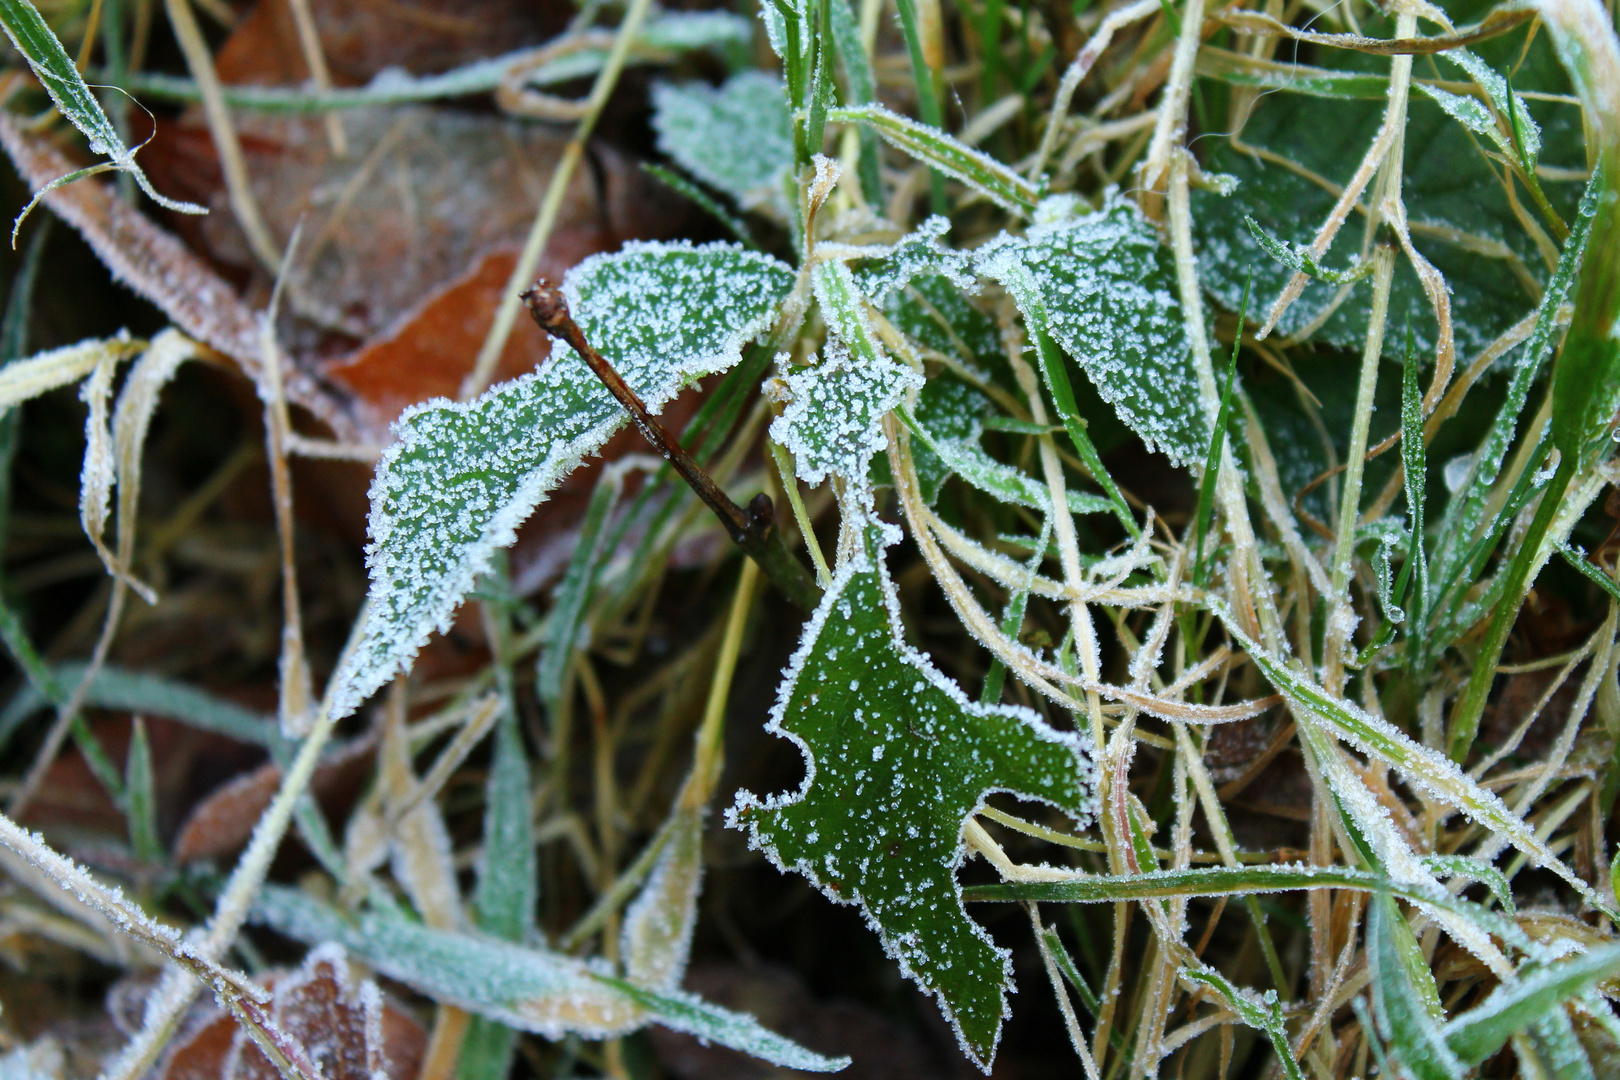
771;335;922;485
331;242;794;719
652;72;793;211
977;191;1207;465
730;523;1096;1071
851;216;975;305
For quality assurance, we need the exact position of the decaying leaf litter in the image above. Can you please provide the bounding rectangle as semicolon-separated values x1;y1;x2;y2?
0;0;1617;1075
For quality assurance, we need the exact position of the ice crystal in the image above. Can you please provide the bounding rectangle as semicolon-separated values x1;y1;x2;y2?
771;336;922;485
730;525;1096;1071
851;216;975;305
331;243;793;719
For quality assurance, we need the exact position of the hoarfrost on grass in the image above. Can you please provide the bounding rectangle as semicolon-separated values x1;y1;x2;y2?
330;242;793;719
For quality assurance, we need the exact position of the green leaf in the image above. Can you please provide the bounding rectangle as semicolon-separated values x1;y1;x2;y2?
0;660;278;753
1558;542;1620;604
850;216;974;304
460;710;536;1080
534;472;621;708
828;105;1041;216
124;716;161;863
1244;216;1372;285
652;72;793;211
775;261;921;485
966;863;1520;938
1368;894;1463;1080
979;193;1206;466
253;886;848;1073
1444;943;1620;1066
1191;45;1585;361
0;0;204;230
1179;968;1304;1080
331;242;793;719
730;524;1096;1070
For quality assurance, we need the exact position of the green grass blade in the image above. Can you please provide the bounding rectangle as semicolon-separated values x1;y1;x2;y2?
1193;271;1249;587
0;661;278;753
828;105;1041;215
1443;943;1620;1066
890;0;946;212
1556;542;1620;604
827;0;882;205
1368;894;1463;1080
124;716;161;863
535;472;621;709
460;711;536;1080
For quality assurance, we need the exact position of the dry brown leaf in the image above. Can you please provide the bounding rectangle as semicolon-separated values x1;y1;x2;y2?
214;0;570;88
151;944;426;1080
0;115;353;440
173;736;375;863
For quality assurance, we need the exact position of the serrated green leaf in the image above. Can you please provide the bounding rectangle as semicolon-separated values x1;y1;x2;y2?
0;0;204;228
774;341;919;485
1369;894;1464;1080
979;193;1205;466
652;72;793;211
730;524;1095;1070
253;886;848;1072
774;261;922;485
331;242;793;719
849;216;974;304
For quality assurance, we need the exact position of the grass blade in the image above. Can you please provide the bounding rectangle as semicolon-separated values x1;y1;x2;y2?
0;0;203;228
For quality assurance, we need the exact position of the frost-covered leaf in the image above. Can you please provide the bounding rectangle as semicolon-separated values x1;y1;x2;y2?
331;242;793;719
910;376;990;503
652;73;793;210
902;405;1114;516
978;193;1205;465
775;260;922;485
772;337;921;485
1444;943;1620;1066
252;886;848;1072
1191;23;1584;360
622;807;703;991
850;217;975;305
729;524;1096;1070
885;275;1005;375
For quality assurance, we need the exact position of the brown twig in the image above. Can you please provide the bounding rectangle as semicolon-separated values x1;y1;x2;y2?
522;279;822;612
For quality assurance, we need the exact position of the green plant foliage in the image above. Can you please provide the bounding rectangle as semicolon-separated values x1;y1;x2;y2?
1191;24;1585;360
651;72;794;210
729;525;1096;1068
980;193;1205;465
330;242;793;718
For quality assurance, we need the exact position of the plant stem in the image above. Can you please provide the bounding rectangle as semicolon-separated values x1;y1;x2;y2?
523;280;821;612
